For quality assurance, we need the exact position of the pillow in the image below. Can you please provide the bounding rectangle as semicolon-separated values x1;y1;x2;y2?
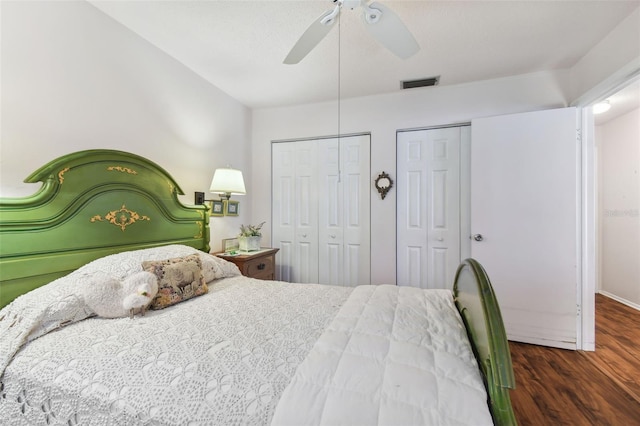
75;244;203;280
74;244;241;283
200;252;241;281
142;254;208;310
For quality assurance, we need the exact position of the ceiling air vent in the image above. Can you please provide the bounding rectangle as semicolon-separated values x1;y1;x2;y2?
401;76;440;89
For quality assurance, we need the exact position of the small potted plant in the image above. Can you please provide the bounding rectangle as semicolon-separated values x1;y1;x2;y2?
238;221;265;252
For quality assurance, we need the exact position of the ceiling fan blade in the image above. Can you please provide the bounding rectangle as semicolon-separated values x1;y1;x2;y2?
284;8;338;64
362;1;419;59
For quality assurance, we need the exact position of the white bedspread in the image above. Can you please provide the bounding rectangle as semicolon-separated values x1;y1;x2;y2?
271;285;493;426
0;276;351;425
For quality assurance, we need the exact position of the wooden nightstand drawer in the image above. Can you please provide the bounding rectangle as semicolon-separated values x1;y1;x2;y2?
243;254;275;279
215;248;279;280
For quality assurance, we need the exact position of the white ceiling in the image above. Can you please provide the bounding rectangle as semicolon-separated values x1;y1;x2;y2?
89;0;639;112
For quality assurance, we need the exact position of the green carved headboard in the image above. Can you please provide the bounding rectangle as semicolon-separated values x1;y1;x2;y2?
0;149;209;308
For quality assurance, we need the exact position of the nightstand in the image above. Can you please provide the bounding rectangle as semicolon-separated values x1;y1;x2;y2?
215;248;279;280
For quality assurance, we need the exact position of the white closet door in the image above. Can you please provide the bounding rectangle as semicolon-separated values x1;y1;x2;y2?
272;142;296;282
397;127;462;289
318;138;344;285
273;135;370;286
272;140;318;283
294;141;319;283
341;135;371;286
319;135;371;286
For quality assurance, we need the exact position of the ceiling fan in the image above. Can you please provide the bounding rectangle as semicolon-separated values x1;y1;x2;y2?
284;0;420;64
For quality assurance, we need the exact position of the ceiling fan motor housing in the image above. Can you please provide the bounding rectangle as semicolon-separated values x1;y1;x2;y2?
343;0;363;10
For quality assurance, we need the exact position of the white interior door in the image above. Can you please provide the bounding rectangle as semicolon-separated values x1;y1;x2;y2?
471;107;579;349
397;127;463;289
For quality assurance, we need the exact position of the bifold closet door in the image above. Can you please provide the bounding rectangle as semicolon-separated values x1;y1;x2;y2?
397;127;463;289
318;135;371;286
272;140;319;284
272;135;370;286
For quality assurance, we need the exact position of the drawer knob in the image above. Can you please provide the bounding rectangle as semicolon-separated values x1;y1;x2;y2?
257;263;266;270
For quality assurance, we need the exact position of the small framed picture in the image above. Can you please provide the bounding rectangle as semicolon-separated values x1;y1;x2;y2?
224;200;239;216
222;238;239;254
209;200;224;217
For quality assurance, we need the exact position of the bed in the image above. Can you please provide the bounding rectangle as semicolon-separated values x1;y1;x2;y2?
0;149;516;425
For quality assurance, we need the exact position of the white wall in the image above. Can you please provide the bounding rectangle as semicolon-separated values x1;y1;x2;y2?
0;1;252;252
251;70;569;284
597;107;640;307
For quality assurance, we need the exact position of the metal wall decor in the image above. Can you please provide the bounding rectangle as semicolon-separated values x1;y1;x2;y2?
374;171;393;200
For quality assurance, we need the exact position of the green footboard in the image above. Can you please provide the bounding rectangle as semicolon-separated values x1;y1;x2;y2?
0;149;210;309
454;258;517;426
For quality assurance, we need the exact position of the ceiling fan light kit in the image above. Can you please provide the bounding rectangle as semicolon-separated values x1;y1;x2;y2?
284;0;420;64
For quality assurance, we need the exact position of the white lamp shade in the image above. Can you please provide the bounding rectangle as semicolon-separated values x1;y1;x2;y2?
210;168;246;195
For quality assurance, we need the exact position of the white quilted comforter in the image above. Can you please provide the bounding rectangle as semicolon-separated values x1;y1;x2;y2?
271;285;493;426
0;246;492;425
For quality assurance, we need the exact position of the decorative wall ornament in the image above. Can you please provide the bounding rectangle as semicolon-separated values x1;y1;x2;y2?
58;167;71;184
374;171;393;200
107;166;138;175
90;204;150;231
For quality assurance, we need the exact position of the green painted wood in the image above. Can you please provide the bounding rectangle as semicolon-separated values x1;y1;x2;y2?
0;149;209;309
454;258;517;426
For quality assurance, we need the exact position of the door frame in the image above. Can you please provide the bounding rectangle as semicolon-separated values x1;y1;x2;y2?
570;60;640;351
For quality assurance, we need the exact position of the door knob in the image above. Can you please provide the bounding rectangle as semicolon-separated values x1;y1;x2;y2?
472;234;483;242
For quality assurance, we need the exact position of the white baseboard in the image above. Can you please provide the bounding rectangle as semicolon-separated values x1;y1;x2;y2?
598;291;640;311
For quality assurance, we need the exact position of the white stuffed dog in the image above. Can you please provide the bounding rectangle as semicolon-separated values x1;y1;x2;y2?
81;271;158;319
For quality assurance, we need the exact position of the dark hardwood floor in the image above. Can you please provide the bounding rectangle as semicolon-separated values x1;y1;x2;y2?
509;294;640;426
